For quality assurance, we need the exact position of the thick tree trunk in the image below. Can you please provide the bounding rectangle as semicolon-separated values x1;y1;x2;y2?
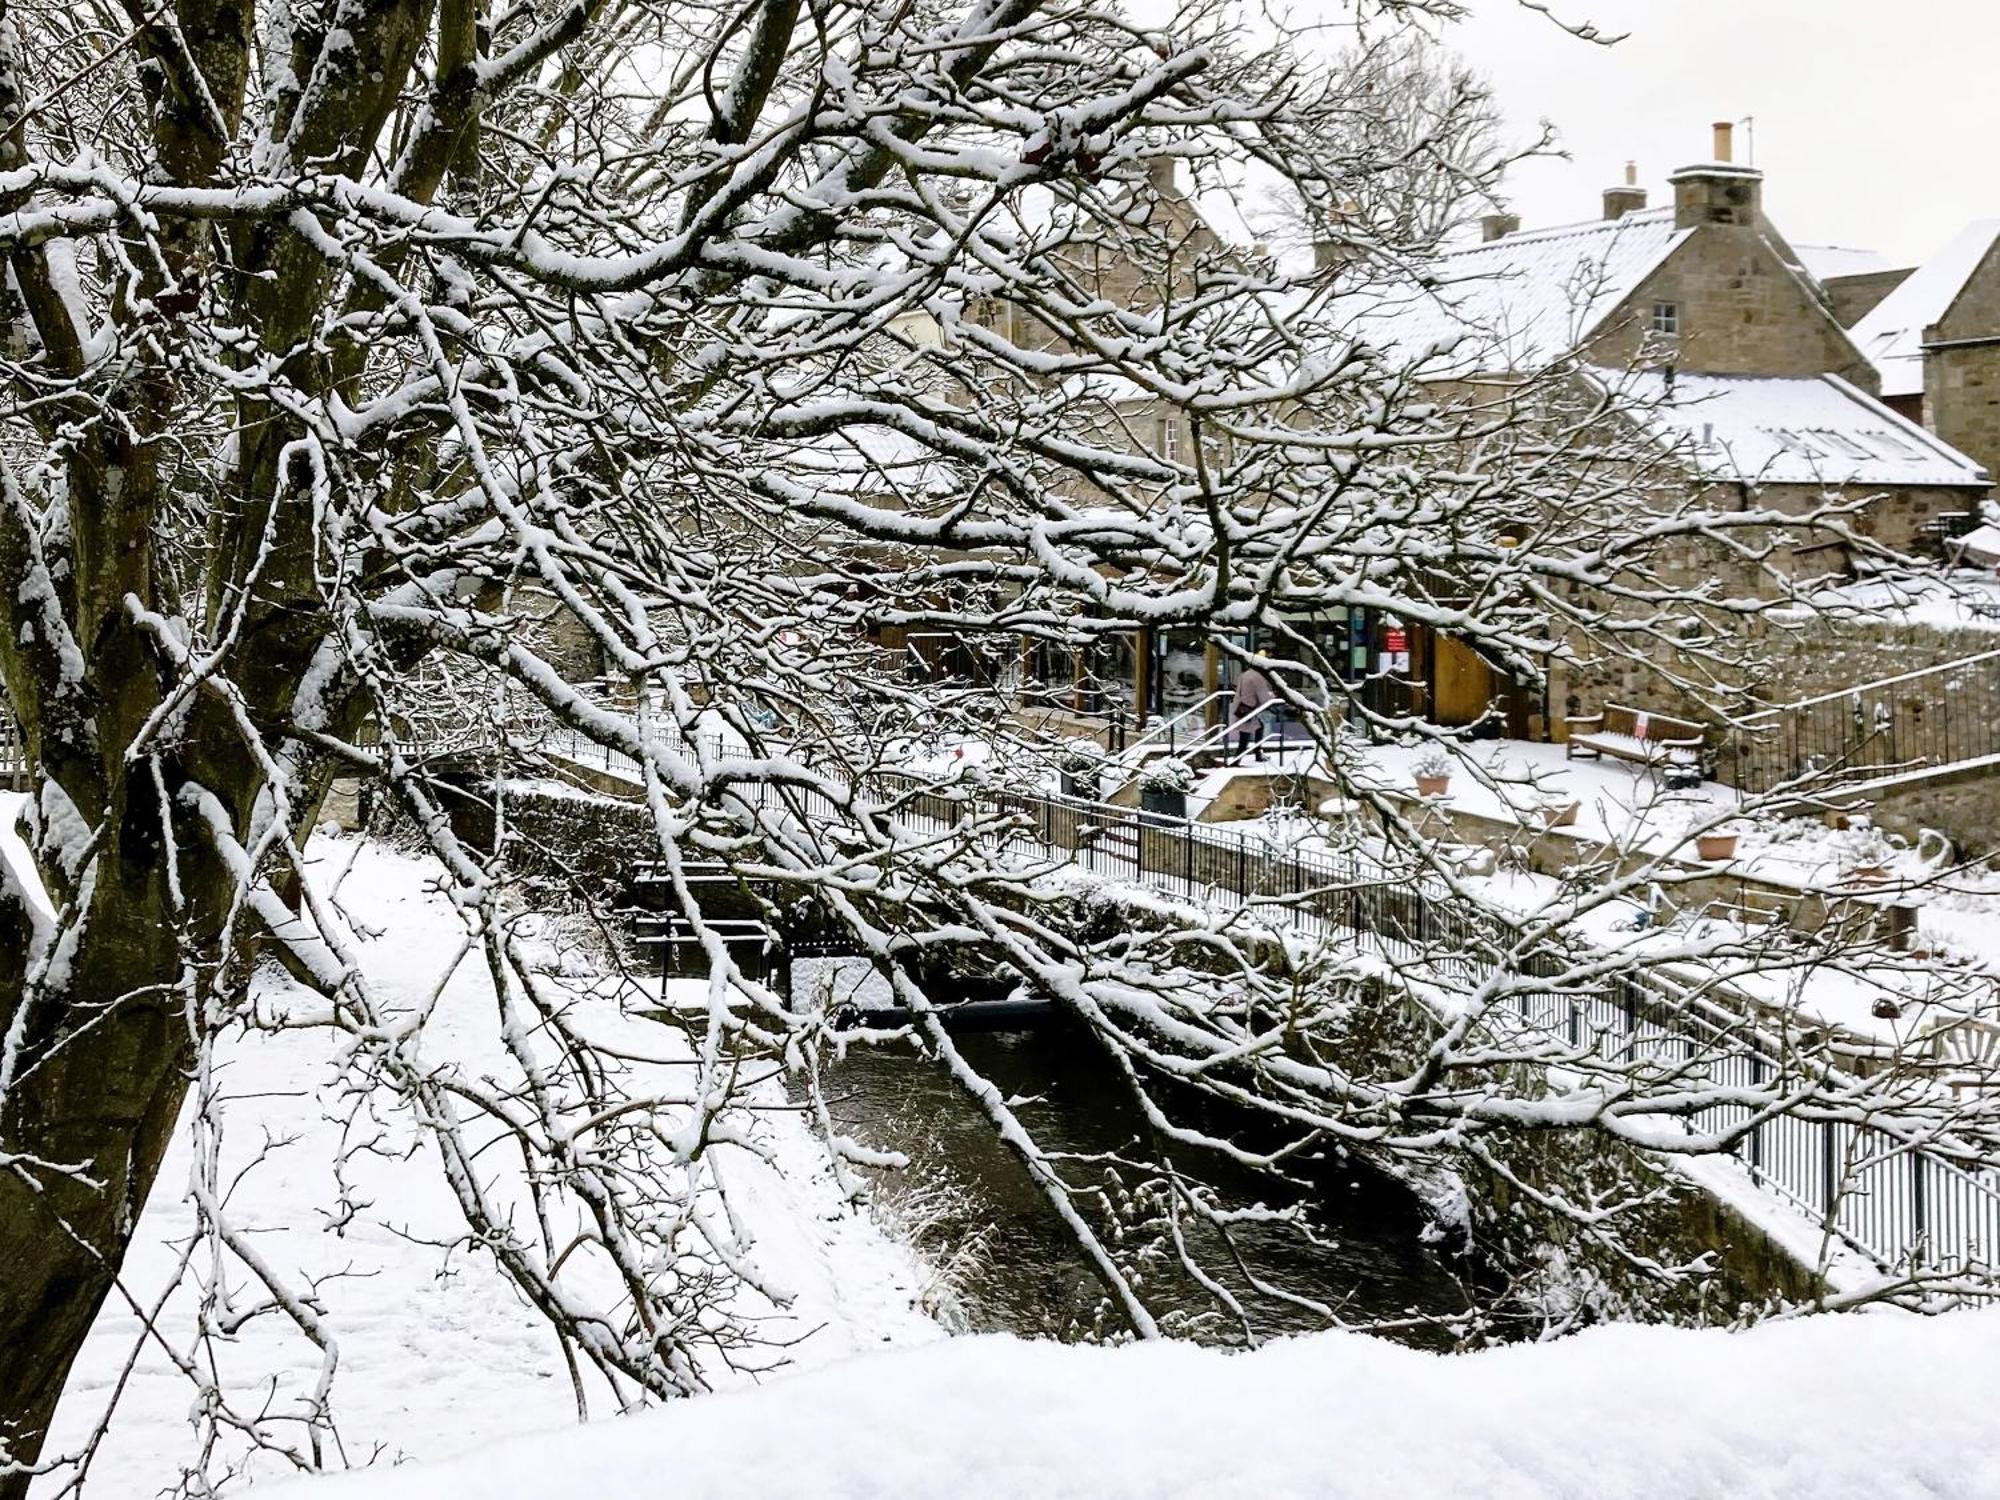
0;842;200;1494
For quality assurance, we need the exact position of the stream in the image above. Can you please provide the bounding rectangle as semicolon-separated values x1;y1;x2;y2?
807;1003;1478;1349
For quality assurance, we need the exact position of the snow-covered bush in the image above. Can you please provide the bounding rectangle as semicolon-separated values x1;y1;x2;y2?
1413;747;1456;781
1138;758;1197;794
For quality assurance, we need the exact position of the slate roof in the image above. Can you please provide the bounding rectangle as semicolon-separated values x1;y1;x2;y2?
1348;208;1689;372
1609;369;1990;489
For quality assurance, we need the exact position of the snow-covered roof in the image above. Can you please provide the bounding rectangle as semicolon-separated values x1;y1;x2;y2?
1955;522;2000;566
1347;209;1690;372
784;422;964;498
1793;244;1895;283
1849;220;2000;399
1609;369;1991;489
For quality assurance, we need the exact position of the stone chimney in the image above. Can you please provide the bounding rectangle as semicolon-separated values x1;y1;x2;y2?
1668;121;1762;230
1602;161;1647;221
1481;212;1520;243
1147;156;1178;196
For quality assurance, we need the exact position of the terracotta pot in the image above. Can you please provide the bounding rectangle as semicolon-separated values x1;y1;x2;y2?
1696;833;1738;862
1536;802;1579;828
1415;774;1451;797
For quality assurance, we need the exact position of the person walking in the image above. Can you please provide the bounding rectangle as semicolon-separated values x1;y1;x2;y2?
1231;664;1276;761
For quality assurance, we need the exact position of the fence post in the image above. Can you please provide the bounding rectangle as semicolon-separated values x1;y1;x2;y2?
1822;1119;1840;1229
1749;1053;1763;1171
1912;1151;1928;1257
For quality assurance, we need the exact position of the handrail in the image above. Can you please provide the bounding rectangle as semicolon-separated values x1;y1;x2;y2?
1180;700;1306;762
1743;644;2000;720
1120;689;1231;759
557;721;1997;1274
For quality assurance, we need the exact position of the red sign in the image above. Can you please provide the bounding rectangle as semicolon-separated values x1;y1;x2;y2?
1382;626;1408;653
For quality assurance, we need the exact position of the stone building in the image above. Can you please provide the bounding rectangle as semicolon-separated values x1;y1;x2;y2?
1340;123;1992;731
888;129;1994;748
1840;221;2000;494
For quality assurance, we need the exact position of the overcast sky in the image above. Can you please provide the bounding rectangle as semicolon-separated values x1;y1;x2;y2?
1452;0;2000;267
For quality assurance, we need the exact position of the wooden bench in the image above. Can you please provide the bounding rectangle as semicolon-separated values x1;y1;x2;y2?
1564;703;1707;776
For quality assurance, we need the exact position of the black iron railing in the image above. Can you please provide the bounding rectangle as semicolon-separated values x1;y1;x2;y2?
1729;647;2000;795
536;722;2000;1281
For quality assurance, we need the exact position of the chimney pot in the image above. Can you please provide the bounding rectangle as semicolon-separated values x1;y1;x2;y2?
1481;212;1521;243
1625;160;1638;188
1712;121;1734;163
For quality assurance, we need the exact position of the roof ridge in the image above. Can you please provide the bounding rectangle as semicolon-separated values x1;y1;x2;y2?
1439;208;1673;258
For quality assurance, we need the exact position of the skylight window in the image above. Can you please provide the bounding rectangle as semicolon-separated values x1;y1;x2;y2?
1764;427;1817;456
1813;431;1875;461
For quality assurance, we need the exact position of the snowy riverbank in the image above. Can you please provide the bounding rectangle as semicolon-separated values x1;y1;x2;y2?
272;1306;2000;1500
34;833;942;1496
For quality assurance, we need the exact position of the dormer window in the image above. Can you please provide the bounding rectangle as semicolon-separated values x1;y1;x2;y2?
1651;301;1681;335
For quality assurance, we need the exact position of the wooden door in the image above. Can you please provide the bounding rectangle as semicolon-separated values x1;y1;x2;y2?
1431;635;1495;727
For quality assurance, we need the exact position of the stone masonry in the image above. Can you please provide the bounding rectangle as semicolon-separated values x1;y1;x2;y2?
1924;232;2000;487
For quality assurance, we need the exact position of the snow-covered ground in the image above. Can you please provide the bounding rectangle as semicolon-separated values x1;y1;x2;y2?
34;832;940;1498
1198;737;2000;1012
269;1308;2000;1500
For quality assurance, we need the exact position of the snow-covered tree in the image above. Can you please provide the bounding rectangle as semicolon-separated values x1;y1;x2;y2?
0;0;1991;1489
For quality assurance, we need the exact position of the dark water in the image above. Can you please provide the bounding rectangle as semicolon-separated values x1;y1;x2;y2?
815;1020;1477;1349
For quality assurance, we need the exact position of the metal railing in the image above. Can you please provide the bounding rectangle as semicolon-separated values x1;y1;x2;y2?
1117;690;1232;763
885;780;2000;1280
1730;647;2000;794
528;721;2000;1282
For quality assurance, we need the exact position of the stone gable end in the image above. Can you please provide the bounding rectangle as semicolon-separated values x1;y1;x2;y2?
1591;231;1878;390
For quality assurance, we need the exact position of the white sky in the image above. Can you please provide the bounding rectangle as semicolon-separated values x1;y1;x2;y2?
1452;0;2000;267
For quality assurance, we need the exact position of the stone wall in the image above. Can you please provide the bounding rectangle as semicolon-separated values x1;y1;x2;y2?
1550;611;2000;739
1927;234;2000;486
1549;614;2000;857
1823;266;1914;329
1833;758;2000;859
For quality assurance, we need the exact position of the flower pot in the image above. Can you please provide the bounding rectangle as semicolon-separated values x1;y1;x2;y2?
1415;774;1451;798
1140;786;1187;820
1535;802;1579;829
1695;832;1738;862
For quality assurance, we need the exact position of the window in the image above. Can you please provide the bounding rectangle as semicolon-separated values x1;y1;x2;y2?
1814;431;1874;461
1158;416;1180;462
1651;301;1681;335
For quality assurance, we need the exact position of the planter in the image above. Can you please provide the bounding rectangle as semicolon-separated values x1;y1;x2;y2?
1846;863;1890;884
1414;774;1451;798
1059;770;1098;801
1695;832;1739;862
1140;786;1187;820
1534;802;1579;829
